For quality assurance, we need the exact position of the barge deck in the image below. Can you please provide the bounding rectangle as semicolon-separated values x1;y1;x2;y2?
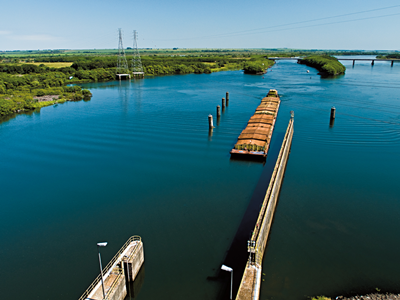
230;89;280;158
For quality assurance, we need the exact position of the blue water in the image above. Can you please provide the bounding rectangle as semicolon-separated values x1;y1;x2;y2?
261;57;400;299
0;57;399;300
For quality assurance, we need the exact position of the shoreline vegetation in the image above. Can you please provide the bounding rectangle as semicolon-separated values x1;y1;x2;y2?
243;56;275;74
377;53;400;59
0;49;392;119
313;293;400;300
0;51;276;118
299;55;346;76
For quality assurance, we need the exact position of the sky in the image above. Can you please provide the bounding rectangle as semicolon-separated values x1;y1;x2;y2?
1;0;400;51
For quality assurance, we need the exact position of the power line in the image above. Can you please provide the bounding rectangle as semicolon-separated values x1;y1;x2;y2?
254;12;400;38
147;5;400;42
197;6;400;40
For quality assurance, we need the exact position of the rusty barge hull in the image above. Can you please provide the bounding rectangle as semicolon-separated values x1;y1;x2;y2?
230;89;280;158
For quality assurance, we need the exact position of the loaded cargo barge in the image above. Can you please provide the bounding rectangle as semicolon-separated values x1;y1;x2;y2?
230;89;280;158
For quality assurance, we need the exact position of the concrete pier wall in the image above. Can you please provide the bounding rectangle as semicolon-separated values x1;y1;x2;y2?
79;236;144;300
126;241;144;282
107;270;127;300
254;117;293;265
236;117;294;300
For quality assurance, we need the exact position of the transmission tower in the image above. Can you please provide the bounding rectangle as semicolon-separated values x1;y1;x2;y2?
116;28;129;77
131;30;144;77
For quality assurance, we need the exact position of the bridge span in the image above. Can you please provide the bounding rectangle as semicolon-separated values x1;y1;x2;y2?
268;56;400;67
268;57;400;66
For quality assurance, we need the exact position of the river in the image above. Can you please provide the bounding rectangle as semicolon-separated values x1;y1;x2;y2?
0;56;399;300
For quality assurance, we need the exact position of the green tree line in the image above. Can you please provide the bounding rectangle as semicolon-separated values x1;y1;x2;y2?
0;70;92;116
299;55;346;76
243;57;274;74
377;54;400;59
0;53;276;117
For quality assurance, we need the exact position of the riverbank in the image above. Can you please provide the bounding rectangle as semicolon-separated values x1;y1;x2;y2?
314;293;400;300
338;294;400;300
0;52;276;119
0;86;92;117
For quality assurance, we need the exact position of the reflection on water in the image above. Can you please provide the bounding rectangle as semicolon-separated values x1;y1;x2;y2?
208;128;213;141
125;265;145;300
119;80;131;114
329;118;335;128
0;108;41;124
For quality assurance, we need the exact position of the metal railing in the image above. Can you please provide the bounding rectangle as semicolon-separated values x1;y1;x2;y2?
255;118;293;266
248;117;294;265
104;267;124;300
78;236;142;300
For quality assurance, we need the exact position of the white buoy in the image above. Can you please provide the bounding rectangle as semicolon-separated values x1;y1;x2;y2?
307;70;310;73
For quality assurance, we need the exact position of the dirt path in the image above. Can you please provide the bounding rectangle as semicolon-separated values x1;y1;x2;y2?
33;95;60;102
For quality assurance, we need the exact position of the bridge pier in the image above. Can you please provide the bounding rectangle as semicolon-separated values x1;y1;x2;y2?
392;60;394;67
353;60;355;66
371;60;375;66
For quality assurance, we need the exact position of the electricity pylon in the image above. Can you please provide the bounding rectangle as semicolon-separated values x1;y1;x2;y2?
116;28;129;76
131;30;144;77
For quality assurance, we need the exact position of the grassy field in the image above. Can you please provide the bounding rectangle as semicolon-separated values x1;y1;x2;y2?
25;62;73;68
1;48;392;59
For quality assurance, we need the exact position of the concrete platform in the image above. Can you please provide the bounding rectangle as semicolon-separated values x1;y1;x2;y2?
236;264;258;300
79;236;144;300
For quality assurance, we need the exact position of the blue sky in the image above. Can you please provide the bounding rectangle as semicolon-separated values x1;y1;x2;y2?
1;0;399;51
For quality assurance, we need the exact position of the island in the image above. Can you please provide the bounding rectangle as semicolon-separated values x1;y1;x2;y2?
243;59;274;74
298;55;346;76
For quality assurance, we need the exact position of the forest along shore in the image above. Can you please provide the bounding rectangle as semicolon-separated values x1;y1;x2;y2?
0;49;358;120
0;52;275;119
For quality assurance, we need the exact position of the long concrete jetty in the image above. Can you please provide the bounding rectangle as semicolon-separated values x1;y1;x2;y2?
236;115;294;300
79;236;144;300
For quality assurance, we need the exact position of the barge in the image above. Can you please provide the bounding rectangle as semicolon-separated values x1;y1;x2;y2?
230;89;280;158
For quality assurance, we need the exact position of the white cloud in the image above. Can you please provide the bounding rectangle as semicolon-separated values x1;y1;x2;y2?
0;30;11;35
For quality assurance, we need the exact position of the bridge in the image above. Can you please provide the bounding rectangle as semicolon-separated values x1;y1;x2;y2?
79;236;144;300
268;57;400;66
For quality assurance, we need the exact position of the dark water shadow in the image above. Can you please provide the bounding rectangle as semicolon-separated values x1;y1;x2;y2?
320;74;345;80
124;264;145;300
210;131;285;299
230;154;266;165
